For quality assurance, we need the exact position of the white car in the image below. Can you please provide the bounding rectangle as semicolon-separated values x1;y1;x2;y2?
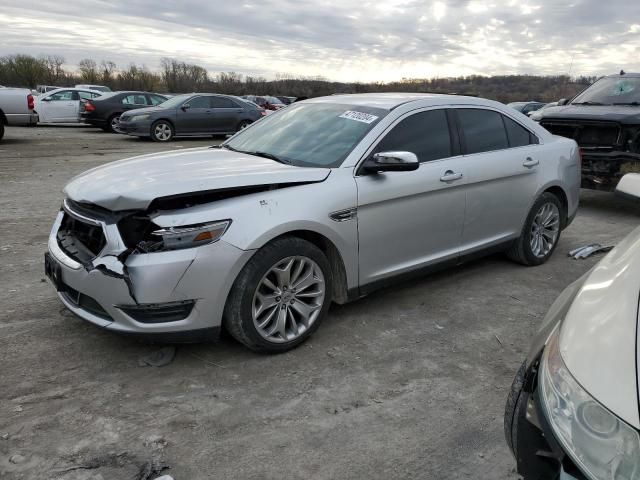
505;173;640;480
36;88;103;123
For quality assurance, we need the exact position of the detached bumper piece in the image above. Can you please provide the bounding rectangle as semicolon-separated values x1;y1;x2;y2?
117;300;196;323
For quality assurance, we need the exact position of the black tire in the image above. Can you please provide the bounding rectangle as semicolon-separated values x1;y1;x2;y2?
236;119;252;132
0;123;4;142
150;120;174;142
507;192;563;266
107;113;122;133
504;362;527;456
224;236;333;353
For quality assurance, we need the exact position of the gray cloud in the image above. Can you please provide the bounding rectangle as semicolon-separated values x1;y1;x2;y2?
1;0;639;81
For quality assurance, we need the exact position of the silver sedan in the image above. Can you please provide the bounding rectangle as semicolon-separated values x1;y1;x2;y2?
45;93;580;352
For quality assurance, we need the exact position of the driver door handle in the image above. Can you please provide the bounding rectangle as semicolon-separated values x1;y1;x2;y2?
523;157;539;168
440;170;463;182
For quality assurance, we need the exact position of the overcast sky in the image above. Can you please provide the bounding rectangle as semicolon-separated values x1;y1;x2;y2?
1;0;639;82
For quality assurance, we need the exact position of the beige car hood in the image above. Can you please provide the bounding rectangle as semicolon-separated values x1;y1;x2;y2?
560;226;640;428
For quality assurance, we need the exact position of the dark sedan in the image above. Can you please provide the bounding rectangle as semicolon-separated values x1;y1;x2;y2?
118;93;263;142
80;91;168;133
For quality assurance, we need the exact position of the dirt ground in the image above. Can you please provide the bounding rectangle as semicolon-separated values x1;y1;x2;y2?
1;125;639;480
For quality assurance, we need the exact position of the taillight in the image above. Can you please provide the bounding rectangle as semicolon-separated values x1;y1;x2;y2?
27;94;34;110
84;101;95;112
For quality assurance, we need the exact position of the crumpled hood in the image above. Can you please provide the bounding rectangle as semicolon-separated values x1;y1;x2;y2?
64;147;330;211
559;226;640;428
539;105;640;124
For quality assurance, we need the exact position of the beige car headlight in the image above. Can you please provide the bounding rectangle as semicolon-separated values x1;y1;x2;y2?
540;328;640;480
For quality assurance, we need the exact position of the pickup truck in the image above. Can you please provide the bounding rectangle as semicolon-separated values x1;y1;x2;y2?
0;87;39;142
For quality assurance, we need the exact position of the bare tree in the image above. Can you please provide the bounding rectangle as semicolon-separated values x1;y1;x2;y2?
78;58;99;83
100;60;117;86
2;54;46;88
41;55;66;85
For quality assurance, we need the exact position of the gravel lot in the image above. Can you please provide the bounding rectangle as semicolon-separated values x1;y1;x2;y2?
1;125;639;480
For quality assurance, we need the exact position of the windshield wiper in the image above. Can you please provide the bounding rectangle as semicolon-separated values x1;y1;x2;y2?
571;101;606;106
613;102;640;106
247;151;292;165
222;145;292;165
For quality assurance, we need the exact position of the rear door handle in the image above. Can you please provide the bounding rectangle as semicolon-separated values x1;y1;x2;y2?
523;157;539;168
440;170;463;182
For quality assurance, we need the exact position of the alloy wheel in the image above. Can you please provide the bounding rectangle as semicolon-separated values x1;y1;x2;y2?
252;256;325;343
111;115;122;133
154;123;172;141
530;202;560;258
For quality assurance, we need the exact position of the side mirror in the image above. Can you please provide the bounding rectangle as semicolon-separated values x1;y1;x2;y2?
363;151;419;173
616;174;640;201
41;97;51;102
557;98;568;106
181;103;190;111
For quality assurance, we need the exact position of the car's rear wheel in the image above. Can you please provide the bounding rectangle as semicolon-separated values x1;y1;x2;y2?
0;123;4;142
108;113;123;133
236;120;251;132
507;192;563;266
151;120;174;142
224;237;332;353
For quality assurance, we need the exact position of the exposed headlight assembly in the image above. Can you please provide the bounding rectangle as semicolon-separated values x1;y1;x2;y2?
150;220;231;251
129;114;150;122
540;328;640;480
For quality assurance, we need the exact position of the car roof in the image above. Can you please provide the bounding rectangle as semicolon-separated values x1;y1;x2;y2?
44;87;104;94
305;92;501;111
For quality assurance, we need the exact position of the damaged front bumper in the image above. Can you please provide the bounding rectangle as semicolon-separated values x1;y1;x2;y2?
46;207;254;341
581;150;640;191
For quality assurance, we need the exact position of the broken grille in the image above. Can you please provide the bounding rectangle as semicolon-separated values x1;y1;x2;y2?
540;121;621;148
57;203;107;263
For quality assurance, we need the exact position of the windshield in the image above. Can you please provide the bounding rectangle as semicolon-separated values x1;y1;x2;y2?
156;94;192;109
225;103;387;168
572;77;640;105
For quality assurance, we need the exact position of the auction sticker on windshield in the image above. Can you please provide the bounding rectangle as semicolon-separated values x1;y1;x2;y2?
339;111;379;124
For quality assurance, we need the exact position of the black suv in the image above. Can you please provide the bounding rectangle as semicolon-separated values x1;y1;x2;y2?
536;72;640;191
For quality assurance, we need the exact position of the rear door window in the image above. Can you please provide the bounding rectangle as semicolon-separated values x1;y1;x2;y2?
187;96;210;109
503;116;536;147
457;109;509;154
374;109;451;163
210;97;238;108
122;94;148;106
148;95;166;106
78;91;96;101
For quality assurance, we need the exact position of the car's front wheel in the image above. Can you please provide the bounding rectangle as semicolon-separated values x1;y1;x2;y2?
507;192;563;266
0;123;4;142
151;120;174;142
224;237;332;353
